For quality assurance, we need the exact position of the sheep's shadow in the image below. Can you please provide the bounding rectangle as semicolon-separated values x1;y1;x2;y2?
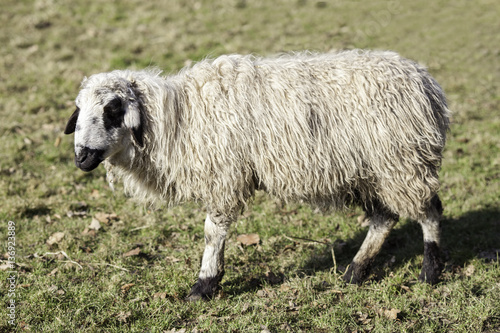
222;206;499;295
298;206;500;280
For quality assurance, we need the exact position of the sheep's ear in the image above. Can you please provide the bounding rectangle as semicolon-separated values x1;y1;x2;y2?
124;102;144;148
130;124;144;148
64;107;80;134
125;81;145;148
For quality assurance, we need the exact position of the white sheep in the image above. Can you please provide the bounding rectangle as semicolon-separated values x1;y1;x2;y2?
64;50;450;300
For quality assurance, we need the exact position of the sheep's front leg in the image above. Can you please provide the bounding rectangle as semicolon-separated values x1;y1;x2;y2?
344;208;399;284
186;214;229;301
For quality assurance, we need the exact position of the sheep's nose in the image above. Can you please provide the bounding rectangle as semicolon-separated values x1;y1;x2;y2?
75;151;88;164
74;147;105;172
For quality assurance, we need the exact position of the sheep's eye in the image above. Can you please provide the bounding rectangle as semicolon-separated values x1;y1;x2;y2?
103;98;122;114
103;97;124;130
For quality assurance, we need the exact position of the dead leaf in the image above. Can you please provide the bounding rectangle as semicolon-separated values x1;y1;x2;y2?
90;189;100;199
287;300;300;311
81;228;96;236
153;291;168;299
165;329;187;333
256;288;275;298
383;308;401;320
95;212;118;224
121;283;135;292
117;311;132;323
19;321;29;330
88;218;101;231
48;268;59;276
280;284;291;292
400;285;411;292
47;285;58;293
256;289;267;297
123;247;141;257
356;311;371;324
241;302;251;313
0;263;12;271
464;263;475;277
329;289;343;294
54;136;61;147
66;210;86;218
80;246;92;253
237;233;260;246
47;232;65;246
165;256;181;263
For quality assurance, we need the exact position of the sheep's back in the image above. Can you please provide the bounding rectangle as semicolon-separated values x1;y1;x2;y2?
179;51;449;217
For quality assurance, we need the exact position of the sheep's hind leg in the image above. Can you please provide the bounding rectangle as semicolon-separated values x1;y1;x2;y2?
343;205;399;284
186;213;230;301
418;194;443;284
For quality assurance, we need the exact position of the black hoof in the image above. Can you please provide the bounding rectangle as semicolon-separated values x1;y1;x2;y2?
418;270;441;285
185;277;221;301
418;260;443;285
419;241;443;285
185;292;205;302
343;261;370;284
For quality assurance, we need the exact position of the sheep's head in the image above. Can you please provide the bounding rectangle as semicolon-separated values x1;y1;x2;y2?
64;73;144;172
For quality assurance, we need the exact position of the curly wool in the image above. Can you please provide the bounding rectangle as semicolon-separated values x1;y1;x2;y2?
102;50;450;220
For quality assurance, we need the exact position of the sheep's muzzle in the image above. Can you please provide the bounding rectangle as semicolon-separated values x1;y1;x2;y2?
75;147;105;172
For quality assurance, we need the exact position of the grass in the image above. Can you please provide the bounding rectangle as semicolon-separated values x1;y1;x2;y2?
1;0;499;331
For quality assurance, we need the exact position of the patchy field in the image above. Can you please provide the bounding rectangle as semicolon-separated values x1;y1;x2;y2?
1;0;499;332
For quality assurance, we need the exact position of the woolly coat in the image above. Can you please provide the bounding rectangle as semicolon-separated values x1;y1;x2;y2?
102;50;450;219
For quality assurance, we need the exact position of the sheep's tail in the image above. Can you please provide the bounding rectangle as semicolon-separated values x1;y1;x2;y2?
423;72;451;140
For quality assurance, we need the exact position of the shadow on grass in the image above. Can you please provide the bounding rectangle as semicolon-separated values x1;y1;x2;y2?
222;207;500;295
299;206;500;279
223;270;285;296
19;204;52;218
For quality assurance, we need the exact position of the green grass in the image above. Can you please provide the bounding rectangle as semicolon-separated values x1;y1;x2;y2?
1;0;499;331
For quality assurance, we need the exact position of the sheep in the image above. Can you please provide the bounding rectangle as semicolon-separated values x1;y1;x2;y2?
64;50;450;300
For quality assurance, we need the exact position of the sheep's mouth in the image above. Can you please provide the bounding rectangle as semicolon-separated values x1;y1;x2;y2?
75;147;105;172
